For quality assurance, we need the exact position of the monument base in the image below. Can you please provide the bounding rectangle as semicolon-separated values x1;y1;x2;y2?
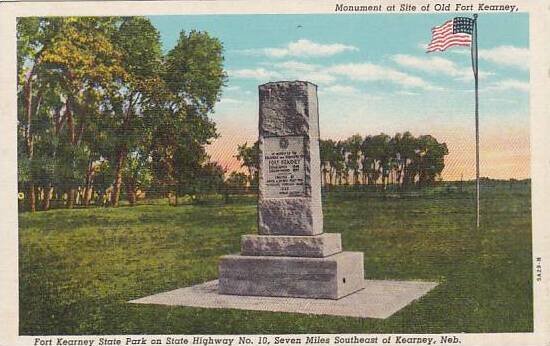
218;251;365;299
241;233;342;257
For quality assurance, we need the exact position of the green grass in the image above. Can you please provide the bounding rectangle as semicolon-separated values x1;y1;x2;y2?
19;182;532;334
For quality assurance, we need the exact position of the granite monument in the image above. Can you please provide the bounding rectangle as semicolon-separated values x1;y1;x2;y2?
218;81;365;299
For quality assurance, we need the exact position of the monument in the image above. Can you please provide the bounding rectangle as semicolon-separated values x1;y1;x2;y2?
218;81;365;299
131;81;438;318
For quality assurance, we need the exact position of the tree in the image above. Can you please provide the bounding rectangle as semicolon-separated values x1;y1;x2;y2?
390;131;417;188
194;161;226;198
123;149;153;206
344;134;362;185
333;140;347;185
92;160;114;207
150;30;226;204
370;133;391;189
17;18;228;211
17;17;63;211
361;135;379;186
411;135;449;187
108;17;164;207
236;141;260;189
225;172;248;194
320;139;337;186
39;17;126;208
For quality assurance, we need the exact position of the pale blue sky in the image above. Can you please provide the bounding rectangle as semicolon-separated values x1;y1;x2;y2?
149;14;530;179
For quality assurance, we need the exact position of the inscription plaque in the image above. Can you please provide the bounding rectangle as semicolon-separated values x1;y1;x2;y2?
263;136;305;198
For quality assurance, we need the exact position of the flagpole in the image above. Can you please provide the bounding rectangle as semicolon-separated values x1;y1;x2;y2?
472;14;480;228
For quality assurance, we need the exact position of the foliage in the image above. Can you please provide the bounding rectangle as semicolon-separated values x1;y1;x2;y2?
328;132;448;188
193;162;226;197
237;132;448;191
224;172;249;194
16;17;226;211
149;30;226;205
235;141;260;188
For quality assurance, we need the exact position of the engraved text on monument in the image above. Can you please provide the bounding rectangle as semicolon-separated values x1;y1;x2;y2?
263;136;305;198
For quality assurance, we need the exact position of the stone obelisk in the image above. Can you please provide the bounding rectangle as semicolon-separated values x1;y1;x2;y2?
218;81;365;299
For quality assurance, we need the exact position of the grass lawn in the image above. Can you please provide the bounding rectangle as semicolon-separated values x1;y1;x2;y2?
19;182;532;334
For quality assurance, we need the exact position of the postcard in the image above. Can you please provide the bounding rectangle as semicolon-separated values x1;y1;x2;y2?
0;1;548;345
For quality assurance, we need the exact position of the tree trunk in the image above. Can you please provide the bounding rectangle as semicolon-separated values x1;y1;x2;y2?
97;190;106;207
168;191;178;206
402;161;408;188
67;188;76;209
65;96;78;209
125;181;137;206
75;188;81;205
396;164;403;187
83;186;91;206
87;187;94;206
27;183;36;212
83;160;94;207
66;96;76;144
24;75;36;212
42;185;53;211
110;148;126;207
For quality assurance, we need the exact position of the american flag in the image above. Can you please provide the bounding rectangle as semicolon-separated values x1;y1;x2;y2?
427;17;474;52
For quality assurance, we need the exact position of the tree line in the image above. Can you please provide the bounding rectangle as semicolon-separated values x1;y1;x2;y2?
18;16;226;212
235;132;449;190
16;17;449;212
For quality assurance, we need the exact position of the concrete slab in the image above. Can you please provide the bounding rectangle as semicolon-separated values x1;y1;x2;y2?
129;279;438;319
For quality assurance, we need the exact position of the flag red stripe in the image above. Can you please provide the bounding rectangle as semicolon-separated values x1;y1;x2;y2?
428;39;472;49
431;30;462;41
431;30;453;39
427;43;470;52
428;36;472;46
432;27;452;35
431;27;453;37
427;43;471;52
427;40;471;52
429;34;471;45
428;38;472;48
431;20;453;32
432;26;452;35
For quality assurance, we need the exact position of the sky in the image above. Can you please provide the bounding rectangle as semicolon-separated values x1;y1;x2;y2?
149;13;530;181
